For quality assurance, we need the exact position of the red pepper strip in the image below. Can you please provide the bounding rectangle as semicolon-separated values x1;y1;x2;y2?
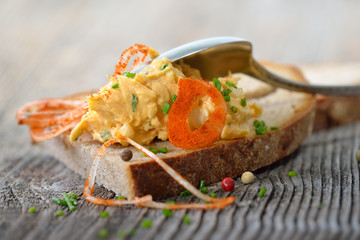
83;138;235;209
29;118;81;142
113;44;149;76
167;78;227;149
16;98;85;122
20;105;87;128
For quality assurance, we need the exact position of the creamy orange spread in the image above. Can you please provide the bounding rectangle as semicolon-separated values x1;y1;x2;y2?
70;56;261;145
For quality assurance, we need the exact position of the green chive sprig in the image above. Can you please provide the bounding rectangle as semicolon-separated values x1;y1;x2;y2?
241;98;247;107
222;88;232;96
226;81;237;89
171;94;177;103
270;126;279;130
224;96;230;102
199;180;208;193
56;210;64;216
100;211;110;218
162;208;172;218
141;219;152;228
162;102;170;114
122;72;136;78
161;64;168;70
150;147;168;154
288;171;297;177
28;206;36;213
231;106;238;113
209;192;217;198
213;78;221;91
180;190;192;197
63;192;77;212
253;120;268;135
112;83;119;89
131;94;138;112
258;187;267;198
98;228;109;239
183;215;190;225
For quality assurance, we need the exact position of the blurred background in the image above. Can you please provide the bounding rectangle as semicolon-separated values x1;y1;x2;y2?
1;0;360;105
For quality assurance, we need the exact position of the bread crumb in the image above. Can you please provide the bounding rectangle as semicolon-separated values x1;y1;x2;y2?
241;171;255;184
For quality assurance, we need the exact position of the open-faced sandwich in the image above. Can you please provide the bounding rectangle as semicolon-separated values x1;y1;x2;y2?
16;43;316;209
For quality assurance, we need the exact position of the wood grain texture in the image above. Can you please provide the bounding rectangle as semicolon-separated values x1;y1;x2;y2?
1;0;360;239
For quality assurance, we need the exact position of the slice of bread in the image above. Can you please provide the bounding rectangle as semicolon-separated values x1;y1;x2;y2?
41;61;316;200
300;63;360;131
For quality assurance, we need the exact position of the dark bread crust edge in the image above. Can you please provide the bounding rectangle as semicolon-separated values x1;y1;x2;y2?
130;106;315;200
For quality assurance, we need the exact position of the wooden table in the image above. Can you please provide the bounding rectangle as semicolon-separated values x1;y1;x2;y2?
1;1;360;239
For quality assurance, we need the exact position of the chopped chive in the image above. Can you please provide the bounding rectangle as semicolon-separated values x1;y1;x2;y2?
199;180;206;190
100;211;110;218
270;126;279;130
213;78;221;91
201;187;208;194
224;96;231;102
28;206;36;213
100;130;112;141
258;187;267;198
141;219;152;228
165;200;176;204
183;215;190;225
209;192;217;198
131;93;138;112
52;197;67;206
98;228;109;239
171;94;177;103
253;120;268;135
162;208;173;218
161;64;168;70
180;190;192;197
226;81;237;89
70;198;78;206
56;210;64;216
115;194;126;200
156;147;168;153
112;83;119;89
241;98;247;107
162;102;171;114
222;88;232;96
288;171;297;177
149;148;158;154
231;106;238;113
63;192;76;212
144;147;168;155
69;193;78;199
122;72;136;78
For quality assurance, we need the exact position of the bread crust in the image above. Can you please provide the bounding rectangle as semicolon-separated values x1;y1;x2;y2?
41;61;316;200
130;108;314;199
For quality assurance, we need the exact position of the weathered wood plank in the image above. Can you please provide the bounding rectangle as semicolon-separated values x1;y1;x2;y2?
1;0;360;239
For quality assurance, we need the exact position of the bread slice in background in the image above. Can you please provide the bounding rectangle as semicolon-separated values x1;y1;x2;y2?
42;61;316;200
300;63;360;131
